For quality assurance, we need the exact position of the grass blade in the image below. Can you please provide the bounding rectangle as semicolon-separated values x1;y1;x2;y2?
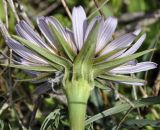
85;96;160;125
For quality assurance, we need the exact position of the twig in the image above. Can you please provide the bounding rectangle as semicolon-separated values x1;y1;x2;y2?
37;1;60;16
115;107;133;130
60;0;72;20
93;0;105;18
132;80;142;119
119;9;160;25
88;0;109;19
15;0;34;27
152;71;160;96
8;49;13;106
109;83;134;107
6;0;20;22
2;0;8;28
0;20;10;38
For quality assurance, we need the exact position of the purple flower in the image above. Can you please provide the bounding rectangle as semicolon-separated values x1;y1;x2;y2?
1;6;157;86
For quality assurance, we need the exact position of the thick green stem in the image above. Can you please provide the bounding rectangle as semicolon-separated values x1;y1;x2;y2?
65;79;91;130
69;102;87;130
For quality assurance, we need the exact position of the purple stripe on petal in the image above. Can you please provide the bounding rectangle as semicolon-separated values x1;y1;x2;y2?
6;38;48;64
96;17;118;53
133;28;141;36
46;16;68;41
16;21;54;53
84;16;101;42
119;81;144;86
110;62;157;74
120;34;146;57
72;6;87;51
36;16;57;52
65;28;77;53
100;33;136;56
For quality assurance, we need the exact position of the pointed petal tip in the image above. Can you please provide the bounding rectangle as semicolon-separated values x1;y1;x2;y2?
73;5;84;11
72;5;86;18
36;16;45;24
133;28;141;36
108;16;118;22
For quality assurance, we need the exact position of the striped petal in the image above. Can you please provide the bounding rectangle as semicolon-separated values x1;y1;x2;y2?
46;16;68;42
16;21;54;53
36;16;57;52
100;32;136;56
110;62;157;74
6;38;48;64
96;17;117;53
119;81;144;86
84;16;101;41
65;28;77;53
72;6;87;51
46;17;78;53
120;34;146;57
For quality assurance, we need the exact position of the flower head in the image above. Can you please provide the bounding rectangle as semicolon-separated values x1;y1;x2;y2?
1;6;157;86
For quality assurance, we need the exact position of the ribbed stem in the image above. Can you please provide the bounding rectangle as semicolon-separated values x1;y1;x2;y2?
69;102;87;130
65;79;91;130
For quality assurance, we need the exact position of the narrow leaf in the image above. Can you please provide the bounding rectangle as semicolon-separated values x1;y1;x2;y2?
40;109;61;130
85;96;160;125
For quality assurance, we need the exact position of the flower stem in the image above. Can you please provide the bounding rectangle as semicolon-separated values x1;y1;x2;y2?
69;102;87;130
65;79;91;130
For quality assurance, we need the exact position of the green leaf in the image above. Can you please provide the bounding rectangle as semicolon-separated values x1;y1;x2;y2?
13;35;72;70
0;64;57;72
40;109;61;130
73;21;99;80
98;74;145;85
94;49;155;76
85;96;160;125
49;22;76;61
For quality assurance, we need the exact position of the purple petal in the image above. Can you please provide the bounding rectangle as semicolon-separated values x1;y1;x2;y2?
110;62;157;74
46;16;68;41
36;16;57;52
133;28;141;35
119;81;144;86
65;28;77;53
96;17;117;53
120;34;146;57
16;21;54;53
100;32;136;56
72;6;87;50
6;38;48;64
84;16;101;41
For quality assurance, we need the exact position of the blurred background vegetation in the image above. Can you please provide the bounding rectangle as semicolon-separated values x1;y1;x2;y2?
0;0;160;130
